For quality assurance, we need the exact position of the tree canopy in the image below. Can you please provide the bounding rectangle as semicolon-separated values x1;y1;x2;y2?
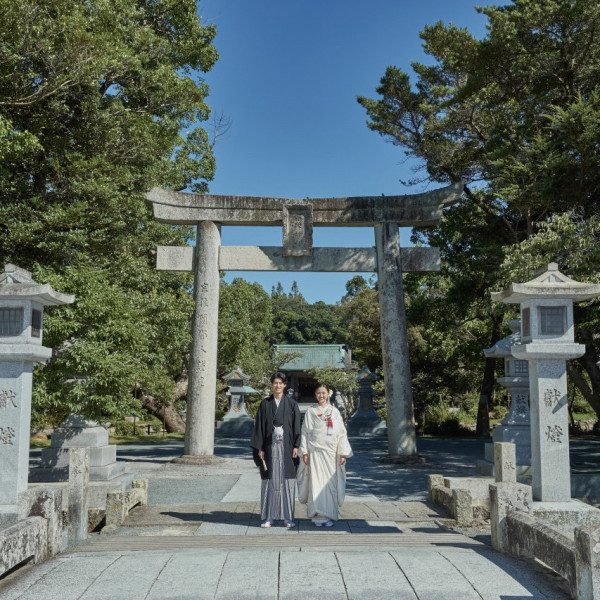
0;0;217;426
358;0;600;425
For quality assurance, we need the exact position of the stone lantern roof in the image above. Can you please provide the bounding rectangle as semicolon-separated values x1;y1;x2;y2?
354;365;378;382
491;263;600;304
483;320;521;358
222;367;251;383
0;264;75;306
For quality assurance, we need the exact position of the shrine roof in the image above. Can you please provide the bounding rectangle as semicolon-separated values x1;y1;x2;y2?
275;344;347;371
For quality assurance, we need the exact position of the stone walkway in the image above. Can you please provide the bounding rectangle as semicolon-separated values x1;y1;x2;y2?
1;435;575;599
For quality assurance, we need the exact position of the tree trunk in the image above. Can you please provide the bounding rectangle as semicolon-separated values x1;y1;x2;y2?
476;315;503;436
137;367;189;434
476;364;493;437
571;307;600;423
142;394;186;434
569;353;600;421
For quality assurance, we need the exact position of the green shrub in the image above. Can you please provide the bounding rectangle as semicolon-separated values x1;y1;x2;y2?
113;420;136;436
491;405;509;421
422;401;474;437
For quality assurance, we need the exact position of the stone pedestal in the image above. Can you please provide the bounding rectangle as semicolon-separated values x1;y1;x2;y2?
375;223;416;456
347;366;386;436
185;221;220;456
526;358;572;501
31;414;124;482
0;361;39;523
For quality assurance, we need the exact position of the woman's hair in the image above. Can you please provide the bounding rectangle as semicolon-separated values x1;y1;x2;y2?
314;383;329;392
270;371;287;384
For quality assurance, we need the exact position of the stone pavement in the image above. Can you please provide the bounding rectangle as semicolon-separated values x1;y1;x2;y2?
1;435;576;599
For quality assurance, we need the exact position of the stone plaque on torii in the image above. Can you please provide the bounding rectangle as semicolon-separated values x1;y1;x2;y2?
146;182;463;459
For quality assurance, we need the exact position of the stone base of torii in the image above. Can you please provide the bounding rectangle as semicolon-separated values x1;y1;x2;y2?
146;183;464;459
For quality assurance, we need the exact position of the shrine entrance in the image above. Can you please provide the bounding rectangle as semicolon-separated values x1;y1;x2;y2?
146;183;463;459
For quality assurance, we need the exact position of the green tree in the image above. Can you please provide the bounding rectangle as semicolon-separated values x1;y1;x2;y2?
339;276;382;371
218;278;273;382
358;0;600;425
0;0;217;428
270;282;344;345
499;213;600;422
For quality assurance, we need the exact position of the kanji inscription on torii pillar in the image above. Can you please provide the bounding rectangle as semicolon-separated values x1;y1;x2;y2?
147;182;463;459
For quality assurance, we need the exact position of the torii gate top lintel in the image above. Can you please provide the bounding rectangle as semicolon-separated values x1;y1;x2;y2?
146;182;463;227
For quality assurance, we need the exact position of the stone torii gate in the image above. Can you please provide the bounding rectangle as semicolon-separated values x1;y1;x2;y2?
147;182;463;460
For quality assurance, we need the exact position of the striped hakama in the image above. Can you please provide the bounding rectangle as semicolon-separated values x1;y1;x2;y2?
260;434;296;521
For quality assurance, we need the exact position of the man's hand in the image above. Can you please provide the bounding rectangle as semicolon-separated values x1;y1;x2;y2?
258;450;264;460
292;447;298;459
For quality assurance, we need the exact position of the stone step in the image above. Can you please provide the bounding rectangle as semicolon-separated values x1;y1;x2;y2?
122;501;444;527
69;531;483;553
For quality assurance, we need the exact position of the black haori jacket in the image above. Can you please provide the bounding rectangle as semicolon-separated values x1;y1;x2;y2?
250;395;301;480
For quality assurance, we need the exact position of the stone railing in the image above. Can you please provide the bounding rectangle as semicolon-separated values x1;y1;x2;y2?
1;449;147;579
104;478;148;531
0;517;47;577
428;474;494;525
490;481;600;600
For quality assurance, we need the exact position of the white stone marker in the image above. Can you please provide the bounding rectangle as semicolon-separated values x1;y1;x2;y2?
494;442;517;483
0;265;74;523
492;263;600;501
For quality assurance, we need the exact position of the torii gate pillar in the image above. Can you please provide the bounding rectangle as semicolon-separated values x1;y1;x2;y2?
376;223;417;456
182;221;220;458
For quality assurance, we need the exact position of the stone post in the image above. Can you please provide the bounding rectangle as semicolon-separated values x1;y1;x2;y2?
494;442;517;483
375;223;417;457
183;221;221;457
574;525;600;600
67;447;89;544
489;482;533;551
0;265;74;523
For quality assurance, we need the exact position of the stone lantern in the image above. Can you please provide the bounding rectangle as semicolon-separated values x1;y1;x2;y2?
0;264;74;522
476;319;531;476
491;263;600;501
217;367;255;435
346;366;386;436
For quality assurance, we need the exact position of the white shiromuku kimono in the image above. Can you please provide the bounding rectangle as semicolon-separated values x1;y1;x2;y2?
297;403;353;521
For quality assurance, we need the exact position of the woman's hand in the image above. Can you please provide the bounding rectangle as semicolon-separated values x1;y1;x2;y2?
303;454;310;465
339;456;346;466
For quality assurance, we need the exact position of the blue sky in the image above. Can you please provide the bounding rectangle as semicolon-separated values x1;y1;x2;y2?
196;0;496;303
